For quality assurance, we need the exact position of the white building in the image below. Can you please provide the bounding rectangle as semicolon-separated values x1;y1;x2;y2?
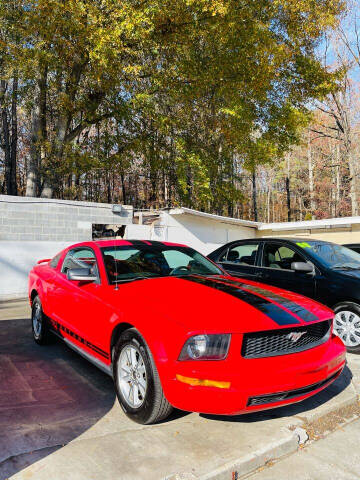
2;195;360;299
126;207;360;255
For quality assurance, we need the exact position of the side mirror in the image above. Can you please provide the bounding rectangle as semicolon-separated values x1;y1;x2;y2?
67;267;97;282
291;262;314;274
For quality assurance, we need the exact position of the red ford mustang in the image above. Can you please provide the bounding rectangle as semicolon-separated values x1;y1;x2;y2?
28;240;346;424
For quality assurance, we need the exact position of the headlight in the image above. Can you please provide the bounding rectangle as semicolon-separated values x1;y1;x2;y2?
178;334;231;361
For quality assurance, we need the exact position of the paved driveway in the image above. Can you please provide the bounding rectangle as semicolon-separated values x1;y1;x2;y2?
0;300;357;480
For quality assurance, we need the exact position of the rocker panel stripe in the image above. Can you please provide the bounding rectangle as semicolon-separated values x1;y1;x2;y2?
48;318;110;359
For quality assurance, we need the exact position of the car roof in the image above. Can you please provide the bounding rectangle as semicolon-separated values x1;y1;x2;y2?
223;237;330;244
264;237;329;243
70;239;188;249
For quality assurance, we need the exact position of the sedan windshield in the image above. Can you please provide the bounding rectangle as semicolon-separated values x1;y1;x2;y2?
101;245;222;284
297;241;360;270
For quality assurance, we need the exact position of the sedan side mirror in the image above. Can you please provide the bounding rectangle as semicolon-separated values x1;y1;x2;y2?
291;262;314;274
67;267;97;282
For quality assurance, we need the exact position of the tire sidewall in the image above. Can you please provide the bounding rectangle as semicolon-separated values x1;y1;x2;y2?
31;296;48;344
334;302;360;353
113;329;157;424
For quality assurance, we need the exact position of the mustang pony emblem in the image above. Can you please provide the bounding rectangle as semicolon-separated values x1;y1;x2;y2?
287;331;306;343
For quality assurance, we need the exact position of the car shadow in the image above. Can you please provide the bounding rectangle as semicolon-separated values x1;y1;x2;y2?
0;318;116;480
200;364;353;424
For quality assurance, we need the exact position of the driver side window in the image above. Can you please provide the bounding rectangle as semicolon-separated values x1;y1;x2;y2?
61;248;99;277
262;243;305;270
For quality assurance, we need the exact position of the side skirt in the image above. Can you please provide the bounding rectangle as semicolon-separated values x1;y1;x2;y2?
51;328;113;377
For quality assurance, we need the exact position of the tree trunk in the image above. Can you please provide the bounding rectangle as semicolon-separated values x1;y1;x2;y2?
308;131;316;218
266;181;271;223
252;168;258;222
26;66;48;197
0;80;11;195
286;154;291;222
348;150;358;216
9;76;18;195
335;144;341;216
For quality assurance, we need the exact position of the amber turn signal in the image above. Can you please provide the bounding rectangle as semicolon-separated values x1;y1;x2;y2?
176;374;230;389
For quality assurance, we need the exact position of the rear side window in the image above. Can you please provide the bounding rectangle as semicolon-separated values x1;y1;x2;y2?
50;253;61;269
221;243;259;266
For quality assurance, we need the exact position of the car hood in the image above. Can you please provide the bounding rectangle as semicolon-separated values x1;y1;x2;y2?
333;269;360;280
104;274;333;334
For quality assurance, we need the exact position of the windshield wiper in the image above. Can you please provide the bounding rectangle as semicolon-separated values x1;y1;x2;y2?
113;275;161;284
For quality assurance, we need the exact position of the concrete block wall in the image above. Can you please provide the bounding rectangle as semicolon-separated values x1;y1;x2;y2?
0;195;133;299
0;195;133;242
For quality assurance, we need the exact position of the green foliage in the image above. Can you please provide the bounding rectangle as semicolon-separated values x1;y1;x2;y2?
0;0;345;210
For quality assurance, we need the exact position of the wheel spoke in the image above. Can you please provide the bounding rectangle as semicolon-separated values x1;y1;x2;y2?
126;349;131;365
133;383;140;405
137;363;145;375
130;348;137;368
121;364;131;374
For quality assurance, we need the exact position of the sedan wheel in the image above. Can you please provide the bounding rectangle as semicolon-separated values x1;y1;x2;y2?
334;309;360;350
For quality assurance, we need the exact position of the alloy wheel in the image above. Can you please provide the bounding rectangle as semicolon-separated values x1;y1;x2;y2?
118;344;147;408
32;303;42;338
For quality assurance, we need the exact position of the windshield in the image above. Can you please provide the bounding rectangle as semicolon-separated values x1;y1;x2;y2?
101;245;222;284
296;241;360;270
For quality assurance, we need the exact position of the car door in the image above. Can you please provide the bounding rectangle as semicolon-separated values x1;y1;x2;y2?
257;241;316;299
216;241;261;281
54;246;111;362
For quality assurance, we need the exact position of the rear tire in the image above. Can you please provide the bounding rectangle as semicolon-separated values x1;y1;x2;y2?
334;302;360;353
31;295;52;345
113;328;173;424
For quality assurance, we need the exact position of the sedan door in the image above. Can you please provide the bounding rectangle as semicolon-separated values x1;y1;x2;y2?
216;241;262;281
256;241;316;299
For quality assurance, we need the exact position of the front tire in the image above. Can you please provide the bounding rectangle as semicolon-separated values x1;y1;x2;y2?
31;295;52;345
113;328;173;424
334;302;360;353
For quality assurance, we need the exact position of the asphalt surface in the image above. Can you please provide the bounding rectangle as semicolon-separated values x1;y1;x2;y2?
0;299;358;480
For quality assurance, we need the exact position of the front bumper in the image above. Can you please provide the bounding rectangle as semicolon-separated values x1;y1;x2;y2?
163;334;346;415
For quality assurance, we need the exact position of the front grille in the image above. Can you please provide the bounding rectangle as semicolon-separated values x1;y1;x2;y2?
242;320;331;359
247;370;340;406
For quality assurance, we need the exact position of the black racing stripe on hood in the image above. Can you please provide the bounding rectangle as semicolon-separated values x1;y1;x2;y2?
126;240;151;246
214;277;318;323
182;276;300;326
127;240;164;247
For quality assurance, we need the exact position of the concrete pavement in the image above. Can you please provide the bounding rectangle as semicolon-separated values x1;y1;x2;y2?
248;417;360;480
0;300;359;480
